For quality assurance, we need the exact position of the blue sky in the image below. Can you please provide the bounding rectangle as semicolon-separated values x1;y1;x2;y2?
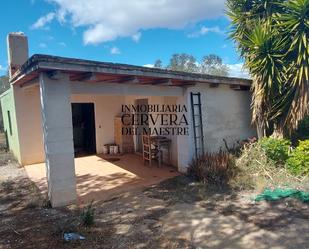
0;0;248;77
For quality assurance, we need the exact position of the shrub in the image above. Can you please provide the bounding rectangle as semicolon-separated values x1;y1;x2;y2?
259;137;291;164
286;140;309;176
232;142;271;191
187;151;231;186
233;142;309;191
81;201;95;227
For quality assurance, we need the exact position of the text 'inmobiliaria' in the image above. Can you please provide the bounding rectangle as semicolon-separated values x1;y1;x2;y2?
121;104;189;136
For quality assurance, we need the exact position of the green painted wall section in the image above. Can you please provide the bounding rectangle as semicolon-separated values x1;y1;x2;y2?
0;87;21;162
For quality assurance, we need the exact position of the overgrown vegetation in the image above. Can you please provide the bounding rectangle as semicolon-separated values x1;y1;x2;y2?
188;137;309;192
187;151;230;186
259;137;291;163
286;140;309;176
81;201;95;227
233;141;308;191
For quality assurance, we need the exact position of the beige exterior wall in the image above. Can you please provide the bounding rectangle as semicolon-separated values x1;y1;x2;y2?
70;95;125;153
13;85;45;165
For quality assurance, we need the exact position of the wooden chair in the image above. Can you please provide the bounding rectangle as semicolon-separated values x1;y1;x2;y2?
142;134;162;166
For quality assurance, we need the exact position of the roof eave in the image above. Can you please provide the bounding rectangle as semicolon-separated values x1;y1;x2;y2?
10;54;252;86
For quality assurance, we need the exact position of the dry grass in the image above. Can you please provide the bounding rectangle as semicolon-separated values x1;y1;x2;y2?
187;151;230;186
232;142;309;192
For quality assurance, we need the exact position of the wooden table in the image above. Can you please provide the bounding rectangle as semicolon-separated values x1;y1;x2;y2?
150;136;171;166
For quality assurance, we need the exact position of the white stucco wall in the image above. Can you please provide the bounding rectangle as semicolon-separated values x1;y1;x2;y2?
188;83;256;152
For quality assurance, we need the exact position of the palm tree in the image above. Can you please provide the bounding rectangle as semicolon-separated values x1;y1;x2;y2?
227;0;309;137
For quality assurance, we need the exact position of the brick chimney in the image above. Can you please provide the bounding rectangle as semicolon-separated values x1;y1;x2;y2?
7;32;29;78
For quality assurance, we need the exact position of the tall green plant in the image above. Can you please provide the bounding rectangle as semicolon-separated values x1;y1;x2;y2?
227;0;309;136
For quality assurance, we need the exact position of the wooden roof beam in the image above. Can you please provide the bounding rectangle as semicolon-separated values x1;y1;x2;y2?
209;83;219;88
20;77;39;89
46;70;62;80
70;72;96;82
172;80;195;86
141;78;172;85
230;84;250;91
118;76;139;84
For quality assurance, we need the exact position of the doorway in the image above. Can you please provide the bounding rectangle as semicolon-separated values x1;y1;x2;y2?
135;98;149;153
71;103;96;156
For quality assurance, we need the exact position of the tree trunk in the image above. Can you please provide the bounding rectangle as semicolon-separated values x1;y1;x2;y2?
256;118;266;139
271;123;284;138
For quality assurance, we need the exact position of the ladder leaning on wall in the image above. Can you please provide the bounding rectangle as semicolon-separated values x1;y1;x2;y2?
190;92;205;158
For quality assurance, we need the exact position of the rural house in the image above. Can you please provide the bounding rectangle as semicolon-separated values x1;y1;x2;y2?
1;33;256;207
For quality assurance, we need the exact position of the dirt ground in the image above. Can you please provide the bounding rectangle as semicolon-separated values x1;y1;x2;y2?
0;148;308;248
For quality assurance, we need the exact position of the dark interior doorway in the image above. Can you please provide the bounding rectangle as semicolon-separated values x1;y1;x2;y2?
71;103;96;156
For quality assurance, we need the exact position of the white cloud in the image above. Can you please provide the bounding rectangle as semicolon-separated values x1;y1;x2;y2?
0;65;6;72
227;63;250;79
42;0;225;44
31;12;55;29
143;64;154;68
58;42;67;47
188;26;224;38
39;43;47;48
132;32;141;43
110;46;121;55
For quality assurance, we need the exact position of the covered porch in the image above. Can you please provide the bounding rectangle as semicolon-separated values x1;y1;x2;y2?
11;55;197;206
25;154;179;204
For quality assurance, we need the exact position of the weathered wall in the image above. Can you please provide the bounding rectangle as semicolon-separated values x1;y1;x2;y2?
203;84;255;151
0;88;21;162
13;85;44;165
189;83;256;152
176;83;255;172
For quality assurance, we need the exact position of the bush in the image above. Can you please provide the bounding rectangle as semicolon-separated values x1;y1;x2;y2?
286;140;309;176
81;201;95;227
187;151;231;186
233;142;309;191
259;137;291;164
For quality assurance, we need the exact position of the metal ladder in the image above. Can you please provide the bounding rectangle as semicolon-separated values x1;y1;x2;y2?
190;92;205;158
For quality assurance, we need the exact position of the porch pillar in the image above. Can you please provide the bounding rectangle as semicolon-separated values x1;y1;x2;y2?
39;72;77;207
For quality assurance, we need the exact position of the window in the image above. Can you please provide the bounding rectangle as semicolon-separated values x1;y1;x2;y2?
7;111;12;136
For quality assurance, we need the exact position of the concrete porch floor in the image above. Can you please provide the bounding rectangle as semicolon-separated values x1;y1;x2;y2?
24;154;179;204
